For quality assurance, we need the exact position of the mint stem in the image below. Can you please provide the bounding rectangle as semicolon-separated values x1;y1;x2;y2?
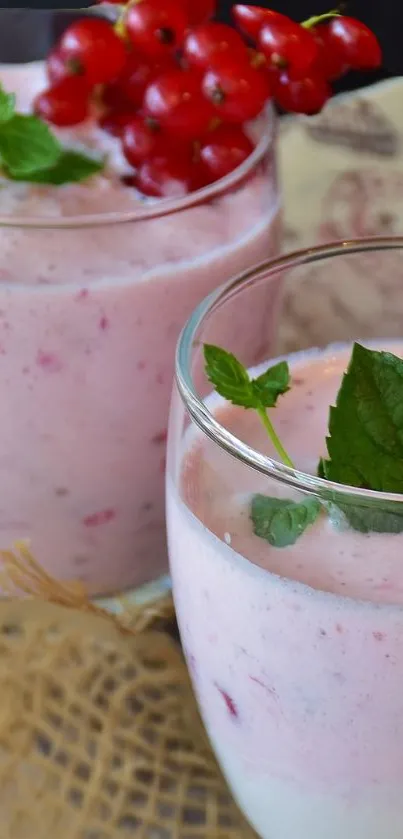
256;406;295;469
302;10;340;28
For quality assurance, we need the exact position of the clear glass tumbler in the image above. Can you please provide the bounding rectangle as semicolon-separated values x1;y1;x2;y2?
0;9;279;596
167;238;403;839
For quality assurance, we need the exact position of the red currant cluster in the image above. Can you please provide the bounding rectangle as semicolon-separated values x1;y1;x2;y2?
34;0;381;199
234;6;381;114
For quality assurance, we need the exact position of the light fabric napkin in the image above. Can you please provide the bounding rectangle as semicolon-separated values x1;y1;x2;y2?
280;77;403;249
277;78;403;353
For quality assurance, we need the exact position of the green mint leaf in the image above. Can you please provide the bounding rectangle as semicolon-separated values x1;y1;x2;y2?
6;149;104;185
0;114;61;176
333;498;403;534
203;344;294;466
323;343;403;492
317;457;326;478
0;85;104;185
204;345;290;410
251;360;290;408
251;494;321;547
317;457;403;532
322;342;403;533
204;344;257;408
0;86;15;124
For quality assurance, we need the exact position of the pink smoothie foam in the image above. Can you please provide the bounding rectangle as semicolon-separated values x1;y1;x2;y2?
167;342;403;839
0;62;280;595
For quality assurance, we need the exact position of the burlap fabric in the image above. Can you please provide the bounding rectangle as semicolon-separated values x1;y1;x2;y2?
0;545;256;839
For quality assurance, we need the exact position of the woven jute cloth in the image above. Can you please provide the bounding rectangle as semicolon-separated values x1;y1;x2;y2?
0;545;256;839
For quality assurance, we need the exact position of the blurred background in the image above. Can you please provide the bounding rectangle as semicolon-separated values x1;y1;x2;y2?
0;2;396;92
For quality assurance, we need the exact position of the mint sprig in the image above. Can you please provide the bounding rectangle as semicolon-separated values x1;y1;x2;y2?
204;344;321;548
203;340;403;548
204;344;294;467
0;84;104;185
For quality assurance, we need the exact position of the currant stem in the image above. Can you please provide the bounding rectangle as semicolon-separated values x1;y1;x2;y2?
114;0;133;38
114;13;127;38
302;10;340;29
256;406;295;469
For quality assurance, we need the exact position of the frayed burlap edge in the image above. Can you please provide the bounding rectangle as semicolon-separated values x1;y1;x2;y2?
0;543;257;839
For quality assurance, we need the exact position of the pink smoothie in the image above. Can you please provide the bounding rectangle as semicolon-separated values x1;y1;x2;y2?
168;343;403;839
0;62;280;595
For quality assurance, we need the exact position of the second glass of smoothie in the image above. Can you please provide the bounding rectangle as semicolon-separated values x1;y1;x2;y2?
168;238;403;839
0;11;280;596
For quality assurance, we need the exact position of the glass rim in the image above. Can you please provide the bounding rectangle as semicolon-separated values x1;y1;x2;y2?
176;235;403;506
0;114;274;229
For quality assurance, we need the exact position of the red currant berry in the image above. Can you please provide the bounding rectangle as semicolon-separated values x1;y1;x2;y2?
125;0;187;60
248;48;269;70
134;152;202;198
99;109;138;138
116;54;175;108
324;16;382;71
232;5;287;42
101;80;133;113
312;24;348;81
46;47;84;84
191;158;215;190
272;70;331;115
202;57;271;124
258;17;318;77
182;0;216;26
34;77;90;126
59;18;127;86
183;23;248;70
122;116;167;166
144;69;215;140
200;124;254;179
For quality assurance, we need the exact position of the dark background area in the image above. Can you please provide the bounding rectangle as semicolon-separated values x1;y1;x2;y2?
0;2;397;92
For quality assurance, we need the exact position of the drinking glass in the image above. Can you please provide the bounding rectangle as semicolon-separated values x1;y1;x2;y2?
168;238;403;839
0;8;279;596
